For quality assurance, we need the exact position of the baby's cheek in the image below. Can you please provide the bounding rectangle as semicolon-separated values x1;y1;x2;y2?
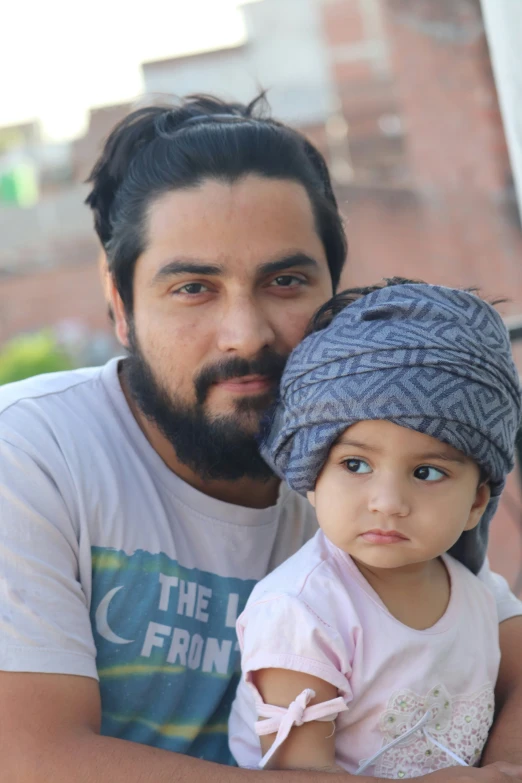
324;519;350;548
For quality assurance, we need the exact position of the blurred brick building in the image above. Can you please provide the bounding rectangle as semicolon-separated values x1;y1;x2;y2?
2;0;521;338
332;0;522;305
0;0;521;580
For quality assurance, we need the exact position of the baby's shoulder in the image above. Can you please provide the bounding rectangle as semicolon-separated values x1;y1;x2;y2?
445;554;498;616
245;531;357;623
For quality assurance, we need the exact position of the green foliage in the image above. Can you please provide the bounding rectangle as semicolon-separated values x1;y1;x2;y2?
0;331;72;385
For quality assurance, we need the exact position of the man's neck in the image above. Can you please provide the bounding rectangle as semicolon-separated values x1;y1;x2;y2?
121;372;281;510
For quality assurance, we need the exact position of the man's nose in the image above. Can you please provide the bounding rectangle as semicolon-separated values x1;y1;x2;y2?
216;296;276;356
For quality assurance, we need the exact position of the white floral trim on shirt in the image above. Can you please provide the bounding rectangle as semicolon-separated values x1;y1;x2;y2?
362;683;494;779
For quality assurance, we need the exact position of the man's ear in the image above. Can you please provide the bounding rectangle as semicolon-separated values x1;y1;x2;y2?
108;277;130;348
306;490;316;508
464;482;491;531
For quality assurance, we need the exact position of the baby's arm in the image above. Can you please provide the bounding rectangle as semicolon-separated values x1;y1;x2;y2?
254;667;344;772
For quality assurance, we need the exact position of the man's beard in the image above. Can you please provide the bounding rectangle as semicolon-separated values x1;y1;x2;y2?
123;323;287;482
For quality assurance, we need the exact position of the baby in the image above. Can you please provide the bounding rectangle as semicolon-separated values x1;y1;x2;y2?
229;280;522;777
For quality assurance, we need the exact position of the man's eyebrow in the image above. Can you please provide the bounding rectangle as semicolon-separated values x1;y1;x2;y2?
151;253;319;285
256;254;319;279
152;259;224;284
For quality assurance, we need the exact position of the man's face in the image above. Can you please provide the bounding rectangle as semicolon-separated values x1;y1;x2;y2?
112;174;334;480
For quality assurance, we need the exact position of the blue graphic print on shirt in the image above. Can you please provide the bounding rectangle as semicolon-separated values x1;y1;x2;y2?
90;547;257;764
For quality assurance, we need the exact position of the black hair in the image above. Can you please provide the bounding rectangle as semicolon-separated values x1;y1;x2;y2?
305;277;427;335
306;276;507;335
86;94;347;312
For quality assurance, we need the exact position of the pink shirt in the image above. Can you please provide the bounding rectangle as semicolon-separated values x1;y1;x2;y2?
229;530;500;777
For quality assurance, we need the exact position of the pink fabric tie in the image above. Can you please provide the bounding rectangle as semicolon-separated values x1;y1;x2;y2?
254;687;349;768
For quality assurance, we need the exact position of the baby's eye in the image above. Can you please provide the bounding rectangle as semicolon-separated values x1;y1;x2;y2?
414;466;446;482
343;459;372;474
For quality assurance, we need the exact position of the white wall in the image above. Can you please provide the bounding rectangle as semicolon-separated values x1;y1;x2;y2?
143;0;336;126
481;0;522;222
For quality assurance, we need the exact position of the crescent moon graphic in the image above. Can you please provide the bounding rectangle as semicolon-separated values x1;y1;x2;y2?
95;587;135;645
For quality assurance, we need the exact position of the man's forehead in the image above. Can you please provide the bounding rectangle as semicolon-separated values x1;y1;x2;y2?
141;176;329;279
146;177;319;236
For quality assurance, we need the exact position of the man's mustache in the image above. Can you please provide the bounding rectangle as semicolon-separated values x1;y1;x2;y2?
195;351;288;405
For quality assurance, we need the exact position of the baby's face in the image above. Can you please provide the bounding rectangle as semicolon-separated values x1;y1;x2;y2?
307;420;490;572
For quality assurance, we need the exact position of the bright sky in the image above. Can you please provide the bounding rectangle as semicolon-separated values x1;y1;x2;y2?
2;0;254;140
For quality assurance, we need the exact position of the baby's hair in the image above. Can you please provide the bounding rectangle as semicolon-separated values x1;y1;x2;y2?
306;277;507;336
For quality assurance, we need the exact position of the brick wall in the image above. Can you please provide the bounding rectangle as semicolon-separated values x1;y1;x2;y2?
338;186;522;306
382;0;510;192
319;0;406;184
0;258;107;344
323;0;522;590
0;0;520;586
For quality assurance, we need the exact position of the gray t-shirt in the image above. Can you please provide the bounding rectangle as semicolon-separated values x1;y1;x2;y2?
0;358;520;764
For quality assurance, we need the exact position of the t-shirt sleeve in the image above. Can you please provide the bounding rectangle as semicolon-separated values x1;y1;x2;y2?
478;557;522;623
237;594;352;699
0;437;98;679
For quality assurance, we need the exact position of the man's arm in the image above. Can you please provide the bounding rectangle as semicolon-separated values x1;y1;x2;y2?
482;617;522;765
0;671;333;783
3;671;522;783
476;559;522;764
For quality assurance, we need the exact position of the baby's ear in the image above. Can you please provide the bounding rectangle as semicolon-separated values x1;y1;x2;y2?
464;483;491;531
306;490;316;508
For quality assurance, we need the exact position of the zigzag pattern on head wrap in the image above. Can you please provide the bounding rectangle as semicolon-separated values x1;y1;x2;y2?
261;284;522;574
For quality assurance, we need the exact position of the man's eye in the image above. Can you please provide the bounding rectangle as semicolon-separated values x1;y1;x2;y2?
269;275;305;287
343;459;372;474
414;466;446;482
174;283;210;295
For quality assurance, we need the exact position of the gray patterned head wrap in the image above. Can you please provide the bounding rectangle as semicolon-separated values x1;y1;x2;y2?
262;283;522;574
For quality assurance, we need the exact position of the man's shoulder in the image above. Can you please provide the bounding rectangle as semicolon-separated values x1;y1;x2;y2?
446;553;503;618
0;364;105;418
279;482;319;527
0;361;120;460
